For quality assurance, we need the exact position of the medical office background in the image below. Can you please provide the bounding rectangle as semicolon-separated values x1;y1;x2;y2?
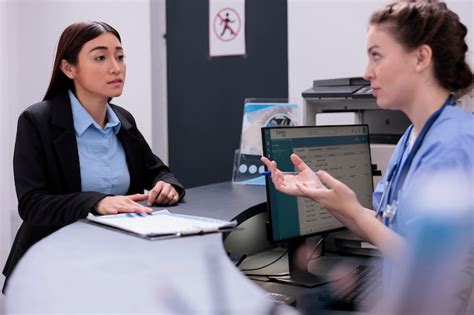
0;0;472;311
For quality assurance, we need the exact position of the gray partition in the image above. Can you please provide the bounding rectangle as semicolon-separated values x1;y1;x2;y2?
164;0;288;188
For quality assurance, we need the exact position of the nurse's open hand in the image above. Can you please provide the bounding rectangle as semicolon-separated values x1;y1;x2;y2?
261;153;326;197
296;170;362;221
261;154;363;222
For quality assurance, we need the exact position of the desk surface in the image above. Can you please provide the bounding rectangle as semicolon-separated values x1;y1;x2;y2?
5;182;374;314
5;182;300;314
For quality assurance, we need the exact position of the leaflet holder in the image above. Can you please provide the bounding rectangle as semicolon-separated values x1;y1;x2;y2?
232;99;300;185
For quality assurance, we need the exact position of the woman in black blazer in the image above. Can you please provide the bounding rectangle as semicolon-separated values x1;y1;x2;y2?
2;21;185;292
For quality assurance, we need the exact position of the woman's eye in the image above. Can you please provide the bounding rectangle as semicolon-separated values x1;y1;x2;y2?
371;52;381;61
117;55;126;61
95;56;106;61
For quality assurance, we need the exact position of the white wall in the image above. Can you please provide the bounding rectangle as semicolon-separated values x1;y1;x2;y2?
150;0;169;163
11;0;153;142
0;0;154;310
0;1;15;310
288;0;474;104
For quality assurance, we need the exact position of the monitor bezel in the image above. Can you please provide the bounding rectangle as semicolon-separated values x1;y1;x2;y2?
261;124;374;244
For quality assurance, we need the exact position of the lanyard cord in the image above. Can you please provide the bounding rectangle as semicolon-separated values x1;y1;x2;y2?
385;95;456;205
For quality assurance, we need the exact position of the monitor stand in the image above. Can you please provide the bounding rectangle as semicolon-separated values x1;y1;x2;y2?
270;238;335;288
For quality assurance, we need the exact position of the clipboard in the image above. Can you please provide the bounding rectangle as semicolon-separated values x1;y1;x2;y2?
86;210;238;240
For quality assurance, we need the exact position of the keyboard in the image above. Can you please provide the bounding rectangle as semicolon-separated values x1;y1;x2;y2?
318;264;382;311
266;292;297;306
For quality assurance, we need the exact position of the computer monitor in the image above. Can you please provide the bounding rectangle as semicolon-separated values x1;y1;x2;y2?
261;124;374;287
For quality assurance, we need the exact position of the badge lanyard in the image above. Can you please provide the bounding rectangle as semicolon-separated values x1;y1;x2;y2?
376;96;456;227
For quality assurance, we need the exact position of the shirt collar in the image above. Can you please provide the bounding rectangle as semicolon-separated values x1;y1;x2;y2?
69;90;121;136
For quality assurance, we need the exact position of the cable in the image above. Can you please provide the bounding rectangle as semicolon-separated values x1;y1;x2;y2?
235;253;248;267
309;233;328;260
240;233;329;273
240;249;288;272
248;235;328;280
243;272;290;277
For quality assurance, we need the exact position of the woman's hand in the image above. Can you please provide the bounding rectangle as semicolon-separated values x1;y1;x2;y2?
261;153;325;197
147;181;179;206
95;194;152;215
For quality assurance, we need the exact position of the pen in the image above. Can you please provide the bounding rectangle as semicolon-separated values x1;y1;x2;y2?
260;171;301;176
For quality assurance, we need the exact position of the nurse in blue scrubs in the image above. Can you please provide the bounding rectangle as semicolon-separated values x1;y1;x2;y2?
262;0;473;270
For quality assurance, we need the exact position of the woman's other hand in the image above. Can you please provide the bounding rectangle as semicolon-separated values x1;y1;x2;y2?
95;194;152;215
261;153;325;197
147;181;179;206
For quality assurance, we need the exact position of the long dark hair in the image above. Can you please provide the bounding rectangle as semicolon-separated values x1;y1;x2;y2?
369;0;472;96
43;21;121;101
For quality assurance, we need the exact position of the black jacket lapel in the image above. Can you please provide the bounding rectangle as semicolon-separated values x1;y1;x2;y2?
50;94;82;192
114;108;142;194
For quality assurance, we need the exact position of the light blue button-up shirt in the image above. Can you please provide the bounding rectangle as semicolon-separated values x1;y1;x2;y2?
69;90;130;195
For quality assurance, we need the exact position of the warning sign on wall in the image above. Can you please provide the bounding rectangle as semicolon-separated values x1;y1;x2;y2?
209;0;246;57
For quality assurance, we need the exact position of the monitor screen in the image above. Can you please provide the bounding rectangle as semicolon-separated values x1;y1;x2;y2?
262;125;373;242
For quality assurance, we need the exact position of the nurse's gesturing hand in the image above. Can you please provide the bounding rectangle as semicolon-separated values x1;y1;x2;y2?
261;154;325;197
261;153;364;223
261;153;404;262
295;170;363;222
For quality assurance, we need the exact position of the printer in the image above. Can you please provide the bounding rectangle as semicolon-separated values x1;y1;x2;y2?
302;77;410;144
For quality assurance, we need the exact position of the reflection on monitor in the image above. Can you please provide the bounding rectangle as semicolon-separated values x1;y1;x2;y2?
261;125;374;287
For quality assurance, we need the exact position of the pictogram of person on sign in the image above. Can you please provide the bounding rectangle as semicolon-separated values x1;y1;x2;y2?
220;12;235;36
213;8;241;42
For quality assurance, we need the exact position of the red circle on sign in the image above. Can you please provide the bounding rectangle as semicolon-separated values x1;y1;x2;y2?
213;7;241;42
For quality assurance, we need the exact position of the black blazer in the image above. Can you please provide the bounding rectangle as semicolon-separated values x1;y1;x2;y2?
3;93;185;284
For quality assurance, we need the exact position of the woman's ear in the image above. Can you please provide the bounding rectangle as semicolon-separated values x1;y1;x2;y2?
60;59;76;79
415;44;433;73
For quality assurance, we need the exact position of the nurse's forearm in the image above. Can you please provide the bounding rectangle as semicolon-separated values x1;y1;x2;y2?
329;205;406;263
331;207;375;241
355;209;406;264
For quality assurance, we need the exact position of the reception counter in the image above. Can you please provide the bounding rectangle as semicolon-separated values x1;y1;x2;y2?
5;182;298;314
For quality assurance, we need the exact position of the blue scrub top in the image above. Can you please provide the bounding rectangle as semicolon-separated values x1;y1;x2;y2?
372;104;474;295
